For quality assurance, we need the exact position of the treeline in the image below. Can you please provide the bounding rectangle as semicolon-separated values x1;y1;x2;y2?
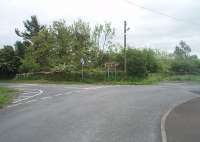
0;15;200;80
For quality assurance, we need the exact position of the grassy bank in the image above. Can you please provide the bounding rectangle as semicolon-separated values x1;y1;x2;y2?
167;75;200;82
0;73;165;85
1;74;200;85
0;87;17;108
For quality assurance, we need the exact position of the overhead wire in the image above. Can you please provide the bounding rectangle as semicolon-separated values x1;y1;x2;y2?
123;0;200;26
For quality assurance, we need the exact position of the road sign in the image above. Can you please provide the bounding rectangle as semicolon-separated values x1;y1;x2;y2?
80;58;85;65
105;62;119;80
80;58;85;80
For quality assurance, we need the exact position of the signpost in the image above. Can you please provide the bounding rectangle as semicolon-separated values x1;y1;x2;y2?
80;58;85;80
105;62;119;80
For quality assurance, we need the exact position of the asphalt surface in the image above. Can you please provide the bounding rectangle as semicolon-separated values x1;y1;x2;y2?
166;93;200;142
0;82;199;142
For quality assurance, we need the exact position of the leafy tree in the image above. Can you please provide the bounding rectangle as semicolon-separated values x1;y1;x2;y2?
170;41;200;74
70;19;92;66
143;49;159;73
28;28;55;70
15;15;45;41
171;59;200;74
92;22;115;66
47;20;74;67
0;46;20;78
14;41;26;58
126;48;147;77
174;41;191;59
19;54;40;73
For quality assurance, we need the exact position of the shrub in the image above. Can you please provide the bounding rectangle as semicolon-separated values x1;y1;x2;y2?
19;58;40;73
143;49;160;73
52;64;77;73
126;48;148;77
171;59;200;74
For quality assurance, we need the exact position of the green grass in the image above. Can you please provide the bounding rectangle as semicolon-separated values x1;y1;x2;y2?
0;74;166;85
0;87;17;108
1;74;200;85
167;74;200;82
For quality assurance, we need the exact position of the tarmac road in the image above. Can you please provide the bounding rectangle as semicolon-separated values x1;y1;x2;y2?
0;82;199;142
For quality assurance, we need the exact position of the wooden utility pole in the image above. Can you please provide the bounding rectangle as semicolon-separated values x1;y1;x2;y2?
124;21;127;73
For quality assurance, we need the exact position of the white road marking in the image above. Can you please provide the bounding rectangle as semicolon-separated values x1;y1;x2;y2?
161;108;171;142
160;95;199;142
83;87;105;90
40;96;52;100
55;93;63;97
24;99;37;104
8;85;121;108
13;90;43;104
82;86;114;90
22;91;38;95
7;103;23;108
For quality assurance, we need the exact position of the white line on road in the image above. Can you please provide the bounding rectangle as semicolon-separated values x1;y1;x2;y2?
22;91;39;95
13;90;43;104
24;99;37;104
40;96;52;100
55;93;63;97
7;103;23;108
160;95;199;142
161;108;171;142
83;86;106;90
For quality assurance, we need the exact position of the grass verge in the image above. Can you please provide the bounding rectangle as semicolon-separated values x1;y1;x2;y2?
1;74;200;85
0;74;166;85
0;87;17;108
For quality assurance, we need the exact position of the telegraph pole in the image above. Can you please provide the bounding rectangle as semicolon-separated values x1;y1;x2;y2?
124;21;127;73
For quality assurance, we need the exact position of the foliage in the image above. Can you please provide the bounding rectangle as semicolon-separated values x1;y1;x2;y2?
1;15;200;83
171;58;200;74
126;48;148;77
19;55;40;73
0;46;21;78
52;64;77;73
15;15;45;41
142;49;160;73
0;87;16;108
174;40;191;59
167;75;200;82
14;41;26;58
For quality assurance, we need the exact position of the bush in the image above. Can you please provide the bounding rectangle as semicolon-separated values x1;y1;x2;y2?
19;57;40;73
126;48;148;77
143;49;160;73
15;70;132;82
171;59;200;74
52;64;77;73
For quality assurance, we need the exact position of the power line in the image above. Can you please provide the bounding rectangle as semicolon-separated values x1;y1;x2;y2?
123;0;200;26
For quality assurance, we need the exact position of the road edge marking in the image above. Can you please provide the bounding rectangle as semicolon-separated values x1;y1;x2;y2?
55;93;63;97
161;96;200;142
13;89;43;104
161;106;172;142
24;99;37;104
40;96;52;100
7;103;23;108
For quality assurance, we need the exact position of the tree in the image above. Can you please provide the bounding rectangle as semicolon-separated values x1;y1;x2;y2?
15;15;45;41
28;28;55;70
126;48;147;77
143;49;159;73
0;46;20;78
92;22;115;66
174;41;191;59
14;41;26;58
69;19;92;66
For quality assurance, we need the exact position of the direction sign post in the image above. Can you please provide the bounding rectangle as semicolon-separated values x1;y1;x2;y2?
104;62;119;80
80;58;85;80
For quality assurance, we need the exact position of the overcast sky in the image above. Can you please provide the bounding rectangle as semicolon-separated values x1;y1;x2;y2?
0;0;200;55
